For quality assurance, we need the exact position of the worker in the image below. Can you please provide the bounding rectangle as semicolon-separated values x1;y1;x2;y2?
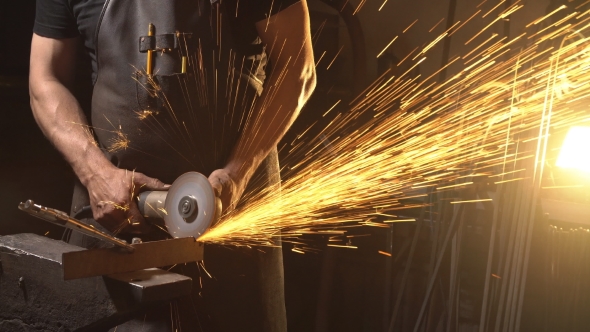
29;0;316;331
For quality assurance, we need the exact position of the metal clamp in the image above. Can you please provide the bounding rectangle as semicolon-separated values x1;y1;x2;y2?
18;200;135;252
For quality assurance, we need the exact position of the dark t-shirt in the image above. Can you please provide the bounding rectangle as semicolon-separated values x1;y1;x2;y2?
34;0;298;83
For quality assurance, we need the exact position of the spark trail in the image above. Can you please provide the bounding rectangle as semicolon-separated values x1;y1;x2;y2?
199;5;590;246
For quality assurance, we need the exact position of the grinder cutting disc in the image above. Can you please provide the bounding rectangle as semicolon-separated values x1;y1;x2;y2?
164;172;216;239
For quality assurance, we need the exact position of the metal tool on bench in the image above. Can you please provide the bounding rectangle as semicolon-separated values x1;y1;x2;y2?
18;199;135;252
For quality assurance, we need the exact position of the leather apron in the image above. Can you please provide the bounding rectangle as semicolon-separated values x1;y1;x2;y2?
68;0;287;331
91;0;263;184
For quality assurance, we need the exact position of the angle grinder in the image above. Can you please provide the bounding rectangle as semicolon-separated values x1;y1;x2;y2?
138;172;220;239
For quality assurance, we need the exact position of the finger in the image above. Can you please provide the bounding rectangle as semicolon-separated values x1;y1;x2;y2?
95;205;126;233
127;201;146;225
133;172;171;191
208;173;223;197
210;179;222;197
124;202;150;234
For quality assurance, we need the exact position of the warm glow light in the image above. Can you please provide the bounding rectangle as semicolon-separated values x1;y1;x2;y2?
556;127;590;173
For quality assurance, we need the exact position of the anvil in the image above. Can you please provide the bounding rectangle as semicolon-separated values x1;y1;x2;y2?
0;233;204;332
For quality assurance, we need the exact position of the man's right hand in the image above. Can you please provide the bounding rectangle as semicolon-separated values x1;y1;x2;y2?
85;166;170;234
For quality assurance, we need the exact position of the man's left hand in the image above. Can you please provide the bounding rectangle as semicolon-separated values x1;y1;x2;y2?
208;168;246;217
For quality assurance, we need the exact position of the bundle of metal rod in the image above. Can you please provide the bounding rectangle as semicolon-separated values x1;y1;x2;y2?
544;225;590;331
383;136;551;332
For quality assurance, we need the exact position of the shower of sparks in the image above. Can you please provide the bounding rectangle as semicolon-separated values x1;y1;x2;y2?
527;5;567;28
323;100;341;117
135;109;158;120
67;121;99;147
315;50;327;67
199;4;590;246
449;10;481;37
352;0;368;15
428;18;445;33
481;0;506;19
327;45;345;69
450;199;493;204
327;244;358;249
377;36;398;58
84;127;98;147
403;19;419;33
70;2;590;248
398;47;419;67
107;129;130;153
383;219;416;223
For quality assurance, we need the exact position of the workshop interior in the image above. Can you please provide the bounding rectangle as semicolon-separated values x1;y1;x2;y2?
2;0;590;331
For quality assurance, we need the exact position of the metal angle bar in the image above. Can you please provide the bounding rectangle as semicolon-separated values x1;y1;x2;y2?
387;206;426;332
18;200;134;252
493;181;523;332
502;192;528;332
412;205;464;332
479;184;504;332
505;152;538;332
428;191;446;279
488;181;517;329
502;184;529;332
545;224;553;332
507;180;535;331
446;217;464;332
62;237;204;280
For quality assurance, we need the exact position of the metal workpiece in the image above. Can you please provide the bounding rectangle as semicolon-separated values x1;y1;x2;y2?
62;237;204;280
0;233;194;332
18;199;135;252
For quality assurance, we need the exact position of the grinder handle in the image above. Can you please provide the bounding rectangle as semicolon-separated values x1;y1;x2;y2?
138;191;168;219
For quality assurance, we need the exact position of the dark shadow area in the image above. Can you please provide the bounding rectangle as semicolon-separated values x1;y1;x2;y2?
0;1;74;239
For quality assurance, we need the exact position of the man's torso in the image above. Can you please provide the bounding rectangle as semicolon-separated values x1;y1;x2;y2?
34;0;298;181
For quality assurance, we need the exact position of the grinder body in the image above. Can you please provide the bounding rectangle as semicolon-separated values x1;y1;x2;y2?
138;172;219;239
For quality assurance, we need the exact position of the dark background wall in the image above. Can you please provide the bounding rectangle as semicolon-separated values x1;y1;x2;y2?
0;0;74;239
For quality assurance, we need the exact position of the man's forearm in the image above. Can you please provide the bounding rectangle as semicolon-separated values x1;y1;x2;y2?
224;0;316;184
30;79;113;186
30;34;115;187
225;59;316;182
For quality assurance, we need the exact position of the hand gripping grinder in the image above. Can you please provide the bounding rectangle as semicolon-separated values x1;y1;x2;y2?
138;172;220;239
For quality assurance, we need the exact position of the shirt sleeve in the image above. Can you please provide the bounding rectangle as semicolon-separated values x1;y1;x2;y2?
33;0;79;39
